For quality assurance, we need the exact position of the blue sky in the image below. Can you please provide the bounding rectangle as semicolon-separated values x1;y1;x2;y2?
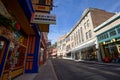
48;0;120;44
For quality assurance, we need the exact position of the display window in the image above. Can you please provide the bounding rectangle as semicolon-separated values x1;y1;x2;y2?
0;39;6;64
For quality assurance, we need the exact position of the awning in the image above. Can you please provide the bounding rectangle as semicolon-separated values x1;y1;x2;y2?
71;39;96;52
18;0;34;21
1;0;35;35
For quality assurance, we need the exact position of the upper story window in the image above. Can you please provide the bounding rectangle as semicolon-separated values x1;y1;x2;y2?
71;35;73;41
84;20;90;29
86;32;89;40
109;29;116;37
39;0;46;5
80;27;84;42
89;30;92;38
98;32;109;41
84;22;87;29
86;30;92;40
66;36;70;42
87;20;90;27
117;27;120;34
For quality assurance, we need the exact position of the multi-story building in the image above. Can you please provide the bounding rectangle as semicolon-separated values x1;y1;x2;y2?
39;32;48;65
94;13;120;62
51;47;57;58
64;8;115;61
0;0;55;79
57;34;66;58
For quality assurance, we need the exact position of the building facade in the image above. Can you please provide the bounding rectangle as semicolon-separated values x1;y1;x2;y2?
57;35;66;58
0;0;55;79
94;13;120;63
62;8;114;61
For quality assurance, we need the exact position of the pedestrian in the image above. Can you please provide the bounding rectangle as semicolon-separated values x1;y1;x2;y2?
104;57;110;63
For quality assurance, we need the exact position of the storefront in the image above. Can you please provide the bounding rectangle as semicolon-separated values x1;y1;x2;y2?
0;15;28;79
0;0;40;79
80;45;97;61
98;25;120;62
71;38;98;61
94;13;120;63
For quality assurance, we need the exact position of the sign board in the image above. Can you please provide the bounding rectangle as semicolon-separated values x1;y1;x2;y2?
33;5;50;12
31;12;56;24
117;45;120;53
38;24;49;32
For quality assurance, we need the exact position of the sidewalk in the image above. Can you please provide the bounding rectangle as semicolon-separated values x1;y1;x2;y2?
33;59;58;80
13;73;37;80
14;59;58;80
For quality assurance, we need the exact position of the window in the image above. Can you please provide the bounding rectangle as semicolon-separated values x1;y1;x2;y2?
78;29;81;43
87;20;90;27
98;32;109;41
76;32;78;45
39;0;46;5
86;32;88;39
71;35;73;41
80;27;84;42
84;22;87;29
109;29;116;37
117;27;120;33
0;40;6;64
89;30;92;38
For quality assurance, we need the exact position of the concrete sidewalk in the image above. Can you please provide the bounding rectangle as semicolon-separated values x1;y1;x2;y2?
14;59;58;80
33;60;58;80
13;73;37;80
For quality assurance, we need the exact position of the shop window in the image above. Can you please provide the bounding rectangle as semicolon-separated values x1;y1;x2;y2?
4;42;26;71
39;0;46;5
0;40;6;64
109;29;116;37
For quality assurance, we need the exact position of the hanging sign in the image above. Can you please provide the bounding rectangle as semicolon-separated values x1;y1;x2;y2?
33;5;50;12
31;12;56;24
117;45;120;53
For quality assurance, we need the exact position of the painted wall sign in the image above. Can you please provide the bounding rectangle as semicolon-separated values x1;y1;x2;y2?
31;12;56;24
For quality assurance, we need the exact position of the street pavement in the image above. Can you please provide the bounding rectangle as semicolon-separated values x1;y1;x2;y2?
52;58;120;80
14;58;120;80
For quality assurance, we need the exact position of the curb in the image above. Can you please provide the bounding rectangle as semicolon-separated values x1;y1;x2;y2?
79;61;120;67
49;60;59;80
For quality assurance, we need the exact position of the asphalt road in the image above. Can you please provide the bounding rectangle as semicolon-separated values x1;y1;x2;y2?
51;59;120;80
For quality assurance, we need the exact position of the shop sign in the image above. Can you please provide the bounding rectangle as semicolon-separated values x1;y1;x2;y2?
117;45;120;53
31;12;56;24
33;5;50;12
38;24;49;32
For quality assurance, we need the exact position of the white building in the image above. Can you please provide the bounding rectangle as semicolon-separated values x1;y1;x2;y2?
63;8;115;61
